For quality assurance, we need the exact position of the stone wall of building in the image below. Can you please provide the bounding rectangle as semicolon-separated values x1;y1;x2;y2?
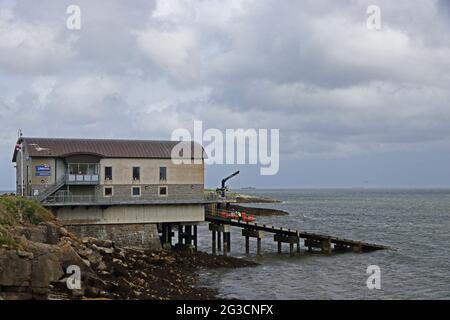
66;223;162;250
94;183;203;199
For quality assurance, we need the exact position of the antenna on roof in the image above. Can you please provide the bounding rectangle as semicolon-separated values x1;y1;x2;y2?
18;129;23;138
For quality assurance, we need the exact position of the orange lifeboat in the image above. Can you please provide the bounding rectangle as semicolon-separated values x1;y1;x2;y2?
241;212;255;222
219;210;228;218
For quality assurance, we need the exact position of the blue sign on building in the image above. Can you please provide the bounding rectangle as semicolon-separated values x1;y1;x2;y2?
35;165;51;177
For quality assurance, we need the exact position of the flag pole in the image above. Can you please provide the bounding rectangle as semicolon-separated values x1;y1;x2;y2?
18;129;24;197
21;144;24;196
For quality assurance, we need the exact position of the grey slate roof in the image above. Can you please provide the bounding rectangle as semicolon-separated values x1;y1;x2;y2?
12;137;205;161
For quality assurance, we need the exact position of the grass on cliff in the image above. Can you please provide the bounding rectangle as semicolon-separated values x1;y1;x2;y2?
0;196;55;226
0;225;17;247
0;196;55;247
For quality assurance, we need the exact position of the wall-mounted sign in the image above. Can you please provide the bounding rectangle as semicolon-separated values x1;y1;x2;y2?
35;164;51;176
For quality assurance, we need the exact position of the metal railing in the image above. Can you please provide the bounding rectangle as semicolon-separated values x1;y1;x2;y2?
36;175;66;202
66;174;100;184
204;191;237;201
37;192;221;205
30;188;237;205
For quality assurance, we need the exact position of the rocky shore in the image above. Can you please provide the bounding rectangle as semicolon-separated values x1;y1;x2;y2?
235;193;281;204
233;193;288;216
229;204;288;216
0;196;257;300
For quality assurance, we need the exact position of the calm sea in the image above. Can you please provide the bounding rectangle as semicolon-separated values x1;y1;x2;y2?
196;189;450;300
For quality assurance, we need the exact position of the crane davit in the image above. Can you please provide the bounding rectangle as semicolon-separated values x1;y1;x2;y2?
216;170;240;210
215;170;256;222
217;170;240;198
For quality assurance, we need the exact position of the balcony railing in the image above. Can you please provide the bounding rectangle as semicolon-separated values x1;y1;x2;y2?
66;174;100;185
38;192;223;205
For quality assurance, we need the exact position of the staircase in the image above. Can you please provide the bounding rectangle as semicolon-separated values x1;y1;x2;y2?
37;175;66;203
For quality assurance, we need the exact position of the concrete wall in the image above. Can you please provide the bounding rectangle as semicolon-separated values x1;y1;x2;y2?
65;185;96;196
55;158;66;182
100;158;204;185
15;150;33;196
53;204;205;224
30;157;56;186
65;155;100;163
66;223;162;250
20;155;204;198
15;150;22;195
95;184;203;198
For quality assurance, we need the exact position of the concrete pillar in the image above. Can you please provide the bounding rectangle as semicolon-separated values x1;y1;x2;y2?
223;235;228;257
243;229;264;256
212;230;216;255
321;238;332;254
297;239;300;254
217;231;222;251
161;224;166;244
164;223;173;248
245;236;250;254
277;241;282;254
289;243;294;256
227;232;231;252
178;225;183;245
257;237;262;256
166;224;170;243
185;225;192;246
193;225;198;250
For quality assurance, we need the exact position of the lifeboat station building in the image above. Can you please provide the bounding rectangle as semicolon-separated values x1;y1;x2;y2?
12;137;214;249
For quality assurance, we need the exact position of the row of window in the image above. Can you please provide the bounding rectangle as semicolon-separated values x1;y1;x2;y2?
104;166;167;181
104;186;168;197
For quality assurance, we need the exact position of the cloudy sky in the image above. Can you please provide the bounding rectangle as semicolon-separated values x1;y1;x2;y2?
1;0;450;189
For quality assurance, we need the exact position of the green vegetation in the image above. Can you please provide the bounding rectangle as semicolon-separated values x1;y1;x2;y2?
0;196;55;248
0;195;55;226
0;224;17;247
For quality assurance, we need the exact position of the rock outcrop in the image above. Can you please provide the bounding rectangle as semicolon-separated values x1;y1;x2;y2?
229;204;289;216
0;196;257;300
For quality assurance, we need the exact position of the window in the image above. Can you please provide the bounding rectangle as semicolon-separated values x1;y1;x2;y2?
159;186;167;196
159;166;167;181
78;164;88;175
104;187;113;197
132;186;141;197
69;164;77;175
105;166;112;180
132;167;140;181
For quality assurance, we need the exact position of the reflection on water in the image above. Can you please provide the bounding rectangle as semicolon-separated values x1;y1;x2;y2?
196;189;450;299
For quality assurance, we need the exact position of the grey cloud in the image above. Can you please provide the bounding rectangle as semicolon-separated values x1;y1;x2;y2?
1;0;450;188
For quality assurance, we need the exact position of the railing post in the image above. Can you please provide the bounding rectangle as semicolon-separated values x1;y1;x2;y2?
212;230;216;255
217;231;221;251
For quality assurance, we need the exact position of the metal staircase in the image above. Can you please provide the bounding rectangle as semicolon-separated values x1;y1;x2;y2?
36;175;66;203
